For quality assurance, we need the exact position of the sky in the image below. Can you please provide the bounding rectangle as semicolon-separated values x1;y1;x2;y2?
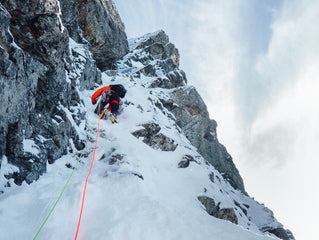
114;0;319;240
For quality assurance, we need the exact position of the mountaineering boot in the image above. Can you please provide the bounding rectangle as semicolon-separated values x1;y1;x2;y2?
110;113;118;124
100;109;109;119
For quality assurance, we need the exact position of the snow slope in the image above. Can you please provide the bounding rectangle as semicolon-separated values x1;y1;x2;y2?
0;36;281;240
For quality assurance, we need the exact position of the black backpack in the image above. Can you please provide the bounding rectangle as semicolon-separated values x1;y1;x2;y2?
110;84;127;98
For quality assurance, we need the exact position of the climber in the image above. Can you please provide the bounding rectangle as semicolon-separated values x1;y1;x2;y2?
91;84;127;123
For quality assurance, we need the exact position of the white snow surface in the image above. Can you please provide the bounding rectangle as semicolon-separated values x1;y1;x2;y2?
23;139;40;156
0;35;281;240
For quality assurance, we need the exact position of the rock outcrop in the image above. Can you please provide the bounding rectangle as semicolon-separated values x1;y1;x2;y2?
132;122;178;151
163;86;246;193
123;30;187;89
121;30;245;193
198;195;238;224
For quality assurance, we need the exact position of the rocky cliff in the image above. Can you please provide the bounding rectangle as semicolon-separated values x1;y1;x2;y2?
0;1;293;240
0;0;128;184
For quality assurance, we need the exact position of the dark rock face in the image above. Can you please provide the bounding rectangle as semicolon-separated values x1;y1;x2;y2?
0;1;85;185
132;122;178;151
198;195;238;224
59;0;129;70
160;86;246;193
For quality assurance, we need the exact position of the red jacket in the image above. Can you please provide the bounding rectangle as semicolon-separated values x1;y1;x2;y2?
92;86;120;114
91;86;112;104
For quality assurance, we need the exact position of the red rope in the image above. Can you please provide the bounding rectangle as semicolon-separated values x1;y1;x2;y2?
74;111;103;240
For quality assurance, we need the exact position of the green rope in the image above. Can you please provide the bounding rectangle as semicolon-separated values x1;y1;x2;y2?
33;134;91;240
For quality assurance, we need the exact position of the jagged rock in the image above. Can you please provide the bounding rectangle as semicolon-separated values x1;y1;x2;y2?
108;153;124;165
198;195;238;224
59;0;129;70
149;69;187;89
137;63;156;77
135;30;179;68
160;86;246;193
132;122;177;151
178;154;195;168
261;227;295;240
127;30;187;89
133;122;161;137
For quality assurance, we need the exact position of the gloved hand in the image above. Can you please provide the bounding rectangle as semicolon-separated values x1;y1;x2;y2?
110;114;118;124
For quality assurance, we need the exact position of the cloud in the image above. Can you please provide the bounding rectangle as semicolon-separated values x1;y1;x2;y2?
245;61;319;166
254;0;319;100
239;2;319;239
248;0;319;164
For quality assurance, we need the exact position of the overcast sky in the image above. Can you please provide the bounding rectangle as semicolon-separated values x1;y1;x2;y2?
114;1;319;239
